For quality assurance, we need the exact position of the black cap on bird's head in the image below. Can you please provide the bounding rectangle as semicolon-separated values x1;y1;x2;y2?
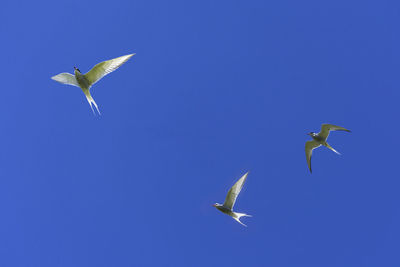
74;66;81;72
307;132;314;136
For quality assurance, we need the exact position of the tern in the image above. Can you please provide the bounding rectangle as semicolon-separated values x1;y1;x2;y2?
213;172;252;227
305;124;351;173
51;53;135;114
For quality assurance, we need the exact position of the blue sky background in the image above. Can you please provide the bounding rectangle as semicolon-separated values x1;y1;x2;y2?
1;0;400;266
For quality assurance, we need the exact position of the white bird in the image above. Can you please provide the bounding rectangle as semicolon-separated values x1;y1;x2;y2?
305;123;351;173
213;172;252;227
51;53;135;115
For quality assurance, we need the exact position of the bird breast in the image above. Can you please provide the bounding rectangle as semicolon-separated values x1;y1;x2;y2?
312;135;324;142
217;205;233;215
75;72;90;89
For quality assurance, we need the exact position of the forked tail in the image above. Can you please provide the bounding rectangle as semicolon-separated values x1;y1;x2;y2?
233;212;252;227
324;143;341;155
84;90;101;115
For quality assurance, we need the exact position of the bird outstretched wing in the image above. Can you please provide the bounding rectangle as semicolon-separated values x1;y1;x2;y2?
319;124;351;139
305;140;321;173
223;172;248;210
84;54;135;86
51;73;79;87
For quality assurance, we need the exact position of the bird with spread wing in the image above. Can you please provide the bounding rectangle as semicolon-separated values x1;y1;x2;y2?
305;124;351;173
51;53;135;115
213;172;252;226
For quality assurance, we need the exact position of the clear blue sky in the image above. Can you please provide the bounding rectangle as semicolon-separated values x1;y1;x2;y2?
1;0;399;266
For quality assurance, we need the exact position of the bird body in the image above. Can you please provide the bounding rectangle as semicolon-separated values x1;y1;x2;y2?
74;68;90;89
51;53;135;115
305;124;351;173
73;67;99;114
214;204;251;226
213;172;251;227
309;132;324;142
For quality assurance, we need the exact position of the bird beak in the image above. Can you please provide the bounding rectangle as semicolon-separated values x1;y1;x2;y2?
212;204;216;207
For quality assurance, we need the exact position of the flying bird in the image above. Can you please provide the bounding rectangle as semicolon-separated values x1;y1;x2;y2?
305;124;351;173
51;53;135;114
213;172;252;227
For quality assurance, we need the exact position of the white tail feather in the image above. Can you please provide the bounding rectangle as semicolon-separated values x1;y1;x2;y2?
84;91;101;115
233;212;252;227
325;143;341;155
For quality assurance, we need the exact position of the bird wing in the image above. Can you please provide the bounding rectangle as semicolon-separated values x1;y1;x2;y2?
319;124;351;139
305;140;321;173
223;172;248;210
51;73;79;87
84;54;135;86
